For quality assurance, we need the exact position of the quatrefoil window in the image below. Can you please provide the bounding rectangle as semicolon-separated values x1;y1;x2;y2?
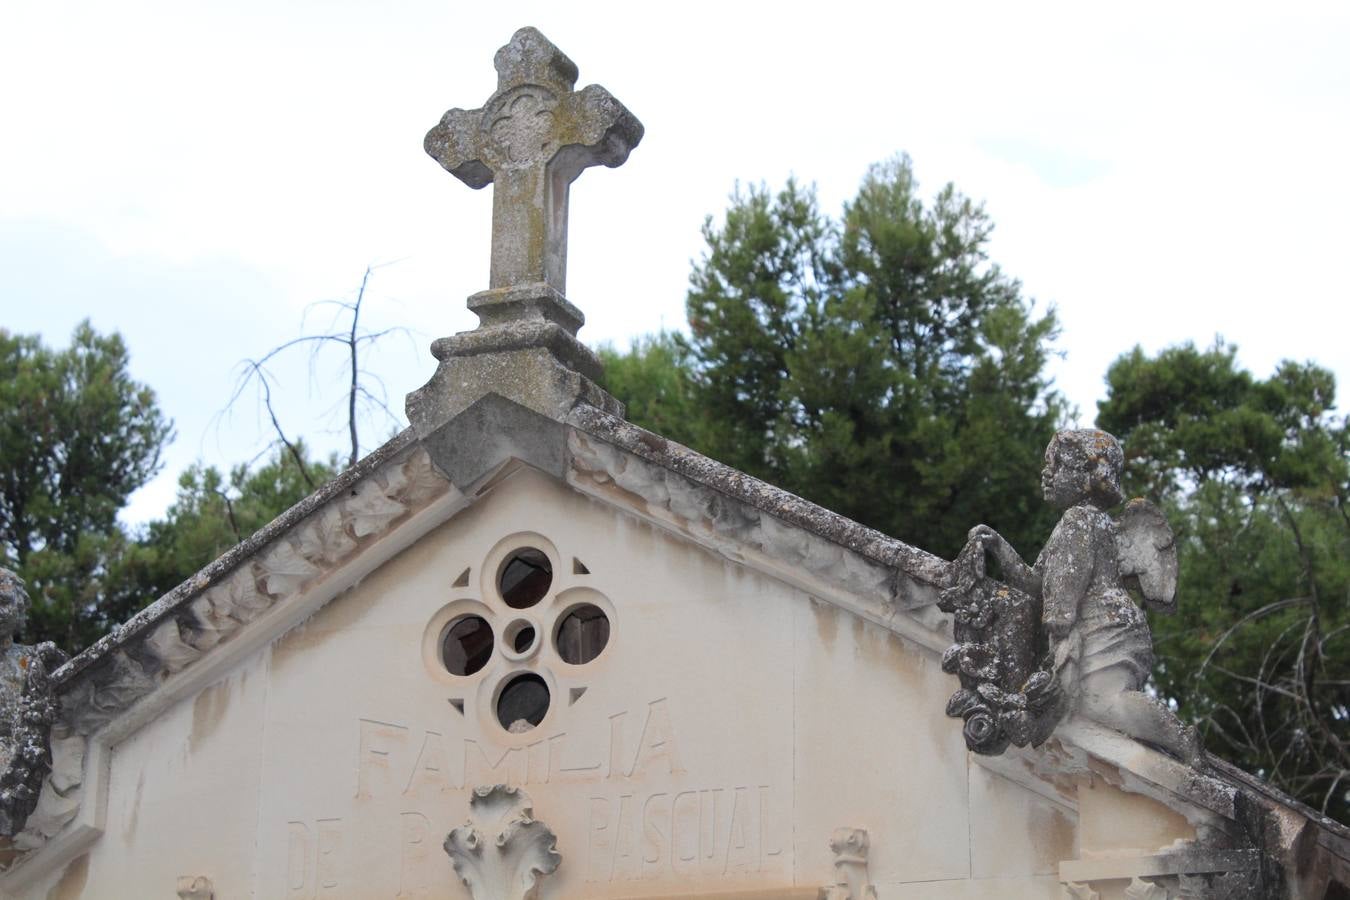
427;536;613;736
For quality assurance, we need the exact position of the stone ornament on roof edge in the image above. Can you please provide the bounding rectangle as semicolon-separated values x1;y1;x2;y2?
938;428;1200;764
0;568;67;838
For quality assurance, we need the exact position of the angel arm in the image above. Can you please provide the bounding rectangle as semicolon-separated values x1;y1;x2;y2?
967;525;1042;597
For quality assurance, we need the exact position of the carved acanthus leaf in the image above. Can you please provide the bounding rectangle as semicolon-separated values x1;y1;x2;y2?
387;448;447;507
443;785;561;900
257;539;322;597
297;505;357;566
91;651;156;712
1063;884;1101;900
185;593;240;651
145;618;202;675
344;480;407;537
221;566;272;620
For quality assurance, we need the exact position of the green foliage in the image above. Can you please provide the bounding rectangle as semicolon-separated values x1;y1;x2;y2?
0;321;336;651
0;322;172;649
102;447;337;636
1099;342;1350;819
608;155;1066;558
0;322;172;562
598;332;702;450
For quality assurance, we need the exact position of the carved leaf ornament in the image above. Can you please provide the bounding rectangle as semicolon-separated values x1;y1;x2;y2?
444;785;560;900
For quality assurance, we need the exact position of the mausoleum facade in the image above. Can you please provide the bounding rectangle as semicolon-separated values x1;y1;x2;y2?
1;27;1347;900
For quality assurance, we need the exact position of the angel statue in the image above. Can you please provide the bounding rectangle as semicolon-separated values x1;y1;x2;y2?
0;568;67;836
937;429;1201;763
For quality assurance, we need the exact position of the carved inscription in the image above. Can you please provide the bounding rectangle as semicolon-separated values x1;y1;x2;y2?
355;698;685;793
586;784;783;883
398;811;434;898
287;818;343;897
279;697;790;893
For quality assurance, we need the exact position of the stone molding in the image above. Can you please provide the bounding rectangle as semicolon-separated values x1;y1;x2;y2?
7;393;1349;894
3;436;451;869
444;785;561;900
56;443;447;738
565;405;949;610
1058;843;1267;898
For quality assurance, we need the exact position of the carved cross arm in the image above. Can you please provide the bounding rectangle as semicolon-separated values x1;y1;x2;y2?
425;108;494;189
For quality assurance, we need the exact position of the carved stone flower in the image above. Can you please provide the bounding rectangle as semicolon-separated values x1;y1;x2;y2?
444;785;561;900
961;706;1009;756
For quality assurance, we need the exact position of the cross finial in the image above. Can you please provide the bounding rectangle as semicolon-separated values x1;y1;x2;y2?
407;28;634;436
425;27;643;301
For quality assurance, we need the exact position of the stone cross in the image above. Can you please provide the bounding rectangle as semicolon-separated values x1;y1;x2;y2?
425;27;644;298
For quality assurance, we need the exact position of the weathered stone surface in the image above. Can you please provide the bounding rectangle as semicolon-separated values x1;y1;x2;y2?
419;393;571;490
425;26;642;295
0;569;67;837
44;437;451;748
410;27;638;438
939;429;1200;762
566;405;949;622
406;327;621;438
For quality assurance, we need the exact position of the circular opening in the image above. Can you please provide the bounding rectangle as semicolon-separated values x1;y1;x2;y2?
555;603;610;665
496;672;550;732
498;548;552;609
511;624;536;653
441;615;494;676
501;618;538;657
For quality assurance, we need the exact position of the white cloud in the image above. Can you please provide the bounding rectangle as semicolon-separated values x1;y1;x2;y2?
2;0;1346;520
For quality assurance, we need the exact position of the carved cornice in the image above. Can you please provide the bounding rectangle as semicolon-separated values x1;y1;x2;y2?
5;437;450;863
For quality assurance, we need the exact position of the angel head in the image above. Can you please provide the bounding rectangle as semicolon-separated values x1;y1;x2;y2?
0;568;30;645
1041;429;1125;510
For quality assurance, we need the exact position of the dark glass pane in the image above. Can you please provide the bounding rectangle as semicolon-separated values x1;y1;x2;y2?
556;604;610;665
496;673;550;731
511;624;536;653
499;549;552;609
441;615;493;676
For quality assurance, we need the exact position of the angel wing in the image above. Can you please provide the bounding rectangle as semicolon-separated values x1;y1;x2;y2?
1115;498;1178;612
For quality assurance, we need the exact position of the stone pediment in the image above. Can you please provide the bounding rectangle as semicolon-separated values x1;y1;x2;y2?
4;393;1347;897
0;392;975;896
5;23;1349;900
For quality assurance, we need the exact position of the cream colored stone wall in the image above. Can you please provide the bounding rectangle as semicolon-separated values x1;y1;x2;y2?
27;466;1095;898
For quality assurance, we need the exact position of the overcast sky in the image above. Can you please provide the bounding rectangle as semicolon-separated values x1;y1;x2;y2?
3;1;1347;525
